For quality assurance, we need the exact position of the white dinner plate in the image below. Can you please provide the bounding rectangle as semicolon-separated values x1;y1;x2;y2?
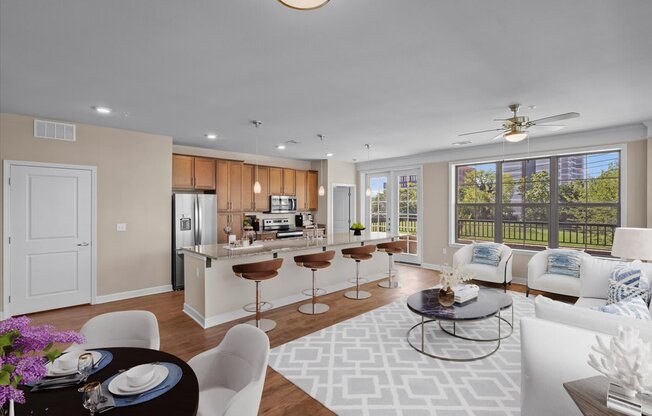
46;350;103;376
108;364;169;396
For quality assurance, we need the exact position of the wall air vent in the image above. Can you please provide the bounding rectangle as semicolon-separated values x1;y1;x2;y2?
34;119;76;142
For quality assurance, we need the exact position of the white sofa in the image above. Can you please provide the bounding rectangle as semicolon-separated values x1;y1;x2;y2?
521;259;652;416
527;249;591;297
453;243;513;291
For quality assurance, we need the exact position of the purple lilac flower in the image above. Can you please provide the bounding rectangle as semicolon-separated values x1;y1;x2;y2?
0;316;83;407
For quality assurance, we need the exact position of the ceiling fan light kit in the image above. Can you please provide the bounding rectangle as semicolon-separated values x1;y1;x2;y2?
278;0;329;10
459;103;580;143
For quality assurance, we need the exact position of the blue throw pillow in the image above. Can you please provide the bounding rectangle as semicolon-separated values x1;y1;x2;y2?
595;297;651;321
608;262;650;305
546;250;582;278
471;243;502;267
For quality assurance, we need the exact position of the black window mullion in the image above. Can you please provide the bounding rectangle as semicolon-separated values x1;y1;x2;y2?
550;156;559;248
496;161;503;243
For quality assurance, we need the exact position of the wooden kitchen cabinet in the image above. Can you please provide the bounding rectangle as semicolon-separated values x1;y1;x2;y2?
172;155;194;189
242;164;254;212
307;170;319;211
172;154;216;190
254;166;270;212
216;160;243;211
217;212;243;244
283;169;296;195
269;167;283;195
295;170;306;210
193;157;216;190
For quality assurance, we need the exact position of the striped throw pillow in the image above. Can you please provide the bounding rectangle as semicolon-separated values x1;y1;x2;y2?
471;243;502;267
595;297;651;321
608;262;650;305
546;250;582;278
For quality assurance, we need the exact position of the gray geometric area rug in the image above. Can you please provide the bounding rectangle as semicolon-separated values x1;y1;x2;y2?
269;290;534;416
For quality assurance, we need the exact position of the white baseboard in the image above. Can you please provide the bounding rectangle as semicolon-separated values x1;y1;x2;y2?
195;271;387;329
183;303;207;329
421;262;444;271
94;284;173;305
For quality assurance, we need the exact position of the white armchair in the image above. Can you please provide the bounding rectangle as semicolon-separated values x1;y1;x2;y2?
453;243;513;291
527;249;591;297
188;324;270;416
67;310;160;351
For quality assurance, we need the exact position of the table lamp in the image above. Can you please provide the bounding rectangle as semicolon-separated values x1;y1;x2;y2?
611;227;652;261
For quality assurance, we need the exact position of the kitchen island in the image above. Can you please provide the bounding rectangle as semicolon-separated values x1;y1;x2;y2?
182;232;396;328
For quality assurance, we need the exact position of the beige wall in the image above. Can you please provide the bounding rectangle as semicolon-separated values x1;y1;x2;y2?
173;144;311;171
648;137;652;227
422;140;649;278
0;113;173;308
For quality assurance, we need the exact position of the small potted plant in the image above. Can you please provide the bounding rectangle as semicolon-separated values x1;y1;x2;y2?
350;223;365;236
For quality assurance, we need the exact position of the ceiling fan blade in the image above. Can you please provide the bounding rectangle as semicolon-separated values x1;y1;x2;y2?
490;131;507;141
529;112;580;125
528;125;565;132
459;128;507;137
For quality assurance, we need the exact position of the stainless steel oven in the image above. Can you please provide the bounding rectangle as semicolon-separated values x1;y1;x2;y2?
269;195;297;213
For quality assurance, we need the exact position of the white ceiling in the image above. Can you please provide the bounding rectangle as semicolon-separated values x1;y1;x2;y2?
1;0;651;162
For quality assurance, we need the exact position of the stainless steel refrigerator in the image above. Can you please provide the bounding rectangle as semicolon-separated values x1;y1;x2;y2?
172;193;217;290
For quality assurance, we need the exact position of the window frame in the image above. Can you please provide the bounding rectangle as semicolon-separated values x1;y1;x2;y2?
452;149;622;255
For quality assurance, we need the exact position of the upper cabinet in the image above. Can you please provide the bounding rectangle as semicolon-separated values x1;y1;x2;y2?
253;166;270;212
307;170;319;211
295;170;307;210
216;160;243;211
242;164;254;212
283;169;296;195
172;155;216;190
269;167;296;195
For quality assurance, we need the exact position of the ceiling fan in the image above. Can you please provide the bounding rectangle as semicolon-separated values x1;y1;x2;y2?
459;104;580;143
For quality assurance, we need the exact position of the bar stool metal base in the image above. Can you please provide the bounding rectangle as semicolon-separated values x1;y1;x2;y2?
298;303;330;315
344;290;371;300
245;318;276;332
378;280;401;289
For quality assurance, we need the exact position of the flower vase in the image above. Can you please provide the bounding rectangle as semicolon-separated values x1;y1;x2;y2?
1;400;15;416
438;287;455;307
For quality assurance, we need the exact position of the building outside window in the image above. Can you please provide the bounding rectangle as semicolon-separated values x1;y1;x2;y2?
455;150;620;254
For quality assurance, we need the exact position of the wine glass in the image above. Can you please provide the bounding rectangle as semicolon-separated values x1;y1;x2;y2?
81;381;102;415
78;352;95;382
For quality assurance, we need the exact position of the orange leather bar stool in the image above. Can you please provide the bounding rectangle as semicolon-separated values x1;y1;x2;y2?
377;240;407;289
294;250;336;315
232;258;283;332
342;245;377;300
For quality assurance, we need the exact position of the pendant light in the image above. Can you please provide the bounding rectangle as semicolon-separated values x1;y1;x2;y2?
278;0;329;10
252;121;262;194
364;144;372;197
317;134;326;196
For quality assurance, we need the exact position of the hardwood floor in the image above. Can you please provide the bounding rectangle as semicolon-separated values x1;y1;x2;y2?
25;265;576;415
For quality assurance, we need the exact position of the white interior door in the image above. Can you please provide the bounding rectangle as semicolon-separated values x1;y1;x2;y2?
332;186;354;233
7;163;93;315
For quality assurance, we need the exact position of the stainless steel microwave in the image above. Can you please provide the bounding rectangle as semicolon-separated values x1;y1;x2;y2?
269;195;297;213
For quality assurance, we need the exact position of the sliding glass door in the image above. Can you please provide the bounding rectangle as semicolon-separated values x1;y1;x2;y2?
369;173;390;233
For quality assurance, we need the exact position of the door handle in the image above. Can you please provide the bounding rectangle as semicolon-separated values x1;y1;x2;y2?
77;242;89;246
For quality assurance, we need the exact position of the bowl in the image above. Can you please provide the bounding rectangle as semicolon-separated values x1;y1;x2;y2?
125;364;155;387
57;350;85;371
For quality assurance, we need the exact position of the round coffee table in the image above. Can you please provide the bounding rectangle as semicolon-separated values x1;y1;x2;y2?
406;288;513;361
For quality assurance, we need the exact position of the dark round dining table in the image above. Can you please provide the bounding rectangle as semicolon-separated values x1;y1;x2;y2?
18;347;199;416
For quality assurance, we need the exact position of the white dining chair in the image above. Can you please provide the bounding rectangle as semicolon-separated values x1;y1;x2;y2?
188;324;270;416
67;310;160;351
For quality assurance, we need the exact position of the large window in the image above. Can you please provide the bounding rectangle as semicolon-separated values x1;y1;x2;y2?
455;151;621;254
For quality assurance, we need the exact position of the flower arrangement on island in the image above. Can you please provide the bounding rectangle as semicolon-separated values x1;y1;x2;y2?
0;316;83;413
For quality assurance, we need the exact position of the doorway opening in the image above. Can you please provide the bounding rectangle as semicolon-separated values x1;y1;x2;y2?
331;184;356;234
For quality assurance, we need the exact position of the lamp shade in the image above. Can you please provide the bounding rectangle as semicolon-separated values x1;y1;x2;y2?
611;227;652;261
278;0;329;10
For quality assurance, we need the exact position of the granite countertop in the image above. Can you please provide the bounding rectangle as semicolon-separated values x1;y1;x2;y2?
182;231;396;261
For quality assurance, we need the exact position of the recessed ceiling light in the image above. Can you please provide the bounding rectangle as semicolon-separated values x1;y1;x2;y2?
325;152;334;157
276;144;286;150
93;106;112;114
527;105;537;110
452;140;472;146
205;133;218;140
